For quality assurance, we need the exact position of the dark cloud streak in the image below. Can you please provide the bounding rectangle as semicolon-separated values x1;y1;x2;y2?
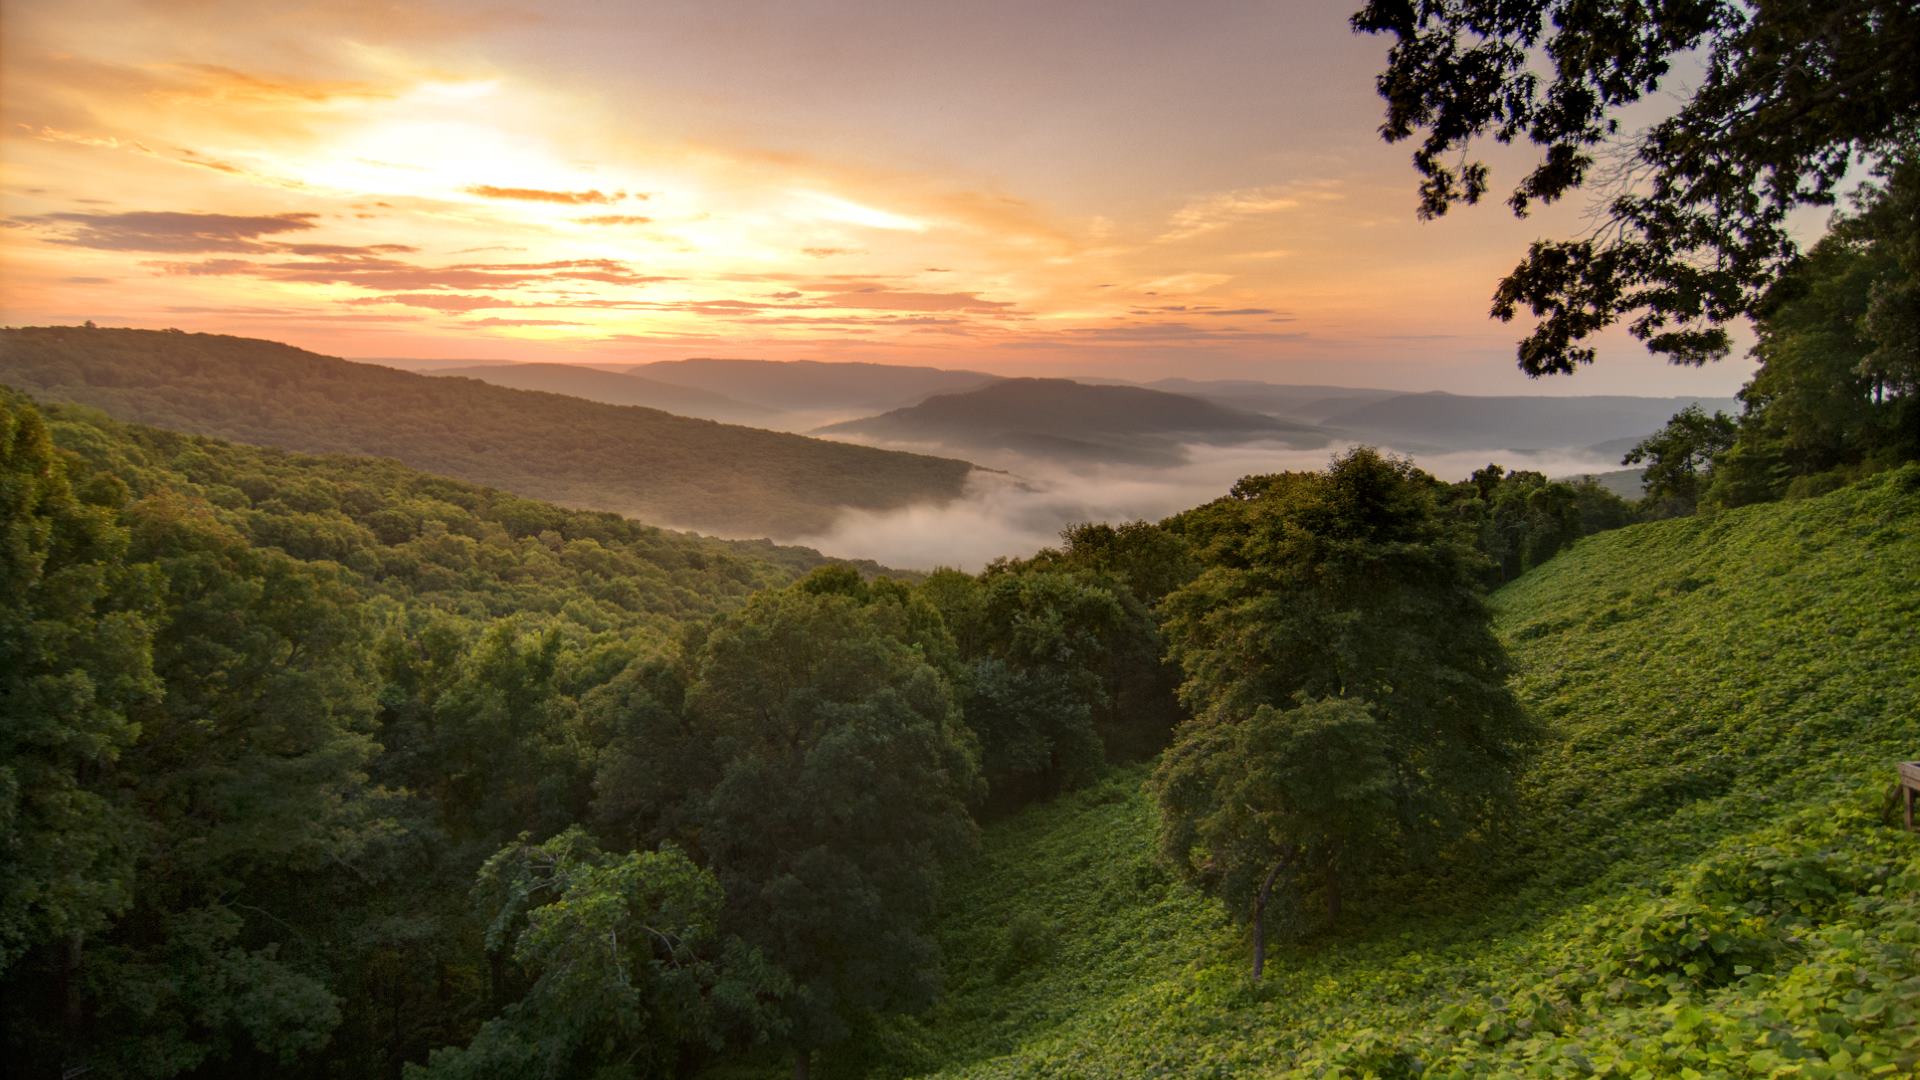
26;210;318;252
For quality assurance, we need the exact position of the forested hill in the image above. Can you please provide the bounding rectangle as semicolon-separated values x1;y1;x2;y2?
426;362;775;426
866;467;1920;1077
10;389;892;635
0;326;977;538
819;377;1329;466
631;356;1000;413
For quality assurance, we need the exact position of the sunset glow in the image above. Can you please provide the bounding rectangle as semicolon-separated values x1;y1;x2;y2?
1;0;1753;393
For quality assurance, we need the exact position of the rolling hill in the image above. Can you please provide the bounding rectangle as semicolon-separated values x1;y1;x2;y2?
817;377;1331;467
629;357;1001;417
0;326;977;538
426;362;774;425
831;467;1920;1077
1144;378;1406;423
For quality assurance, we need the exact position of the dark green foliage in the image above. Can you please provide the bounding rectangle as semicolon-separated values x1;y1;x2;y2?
1354;0;1920;373
995;522;1193;763
1152;449;1537;966
2;400;388;1077
1447;464;1640;582
922;568;1125;807
592;576;983;1066
412;829;788;1080
1152;696;1393;948
686;583;980;1058
0;326;975;537
0;389;907;1078
1624;404;1739;511
1710;155;1920;506
1046;519;1198;607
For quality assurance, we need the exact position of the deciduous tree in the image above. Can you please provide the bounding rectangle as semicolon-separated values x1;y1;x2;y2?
1353;0;1920;374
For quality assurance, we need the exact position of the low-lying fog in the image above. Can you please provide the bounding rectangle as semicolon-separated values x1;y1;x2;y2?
794;440;1630;571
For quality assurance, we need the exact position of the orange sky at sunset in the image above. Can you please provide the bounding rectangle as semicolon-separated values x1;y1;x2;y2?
1;0;1759;394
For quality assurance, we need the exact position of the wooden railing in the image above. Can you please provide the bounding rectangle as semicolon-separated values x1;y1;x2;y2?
1901;762;1920;831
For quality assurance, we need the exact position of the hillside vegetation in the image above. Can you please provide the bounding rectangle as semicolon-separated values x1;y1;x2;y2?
844;467;1920;1077
0;327;976;537
14;390;886;639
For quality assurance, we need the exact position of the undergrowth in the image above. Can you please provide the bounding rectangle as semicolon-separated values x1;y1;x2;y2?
837;466;1920;1077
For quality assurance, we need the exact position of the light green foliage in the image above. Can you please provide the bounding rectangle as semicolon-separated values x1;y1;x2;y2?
872;465;1920;1077
0;393;158;971
414;829;788;1080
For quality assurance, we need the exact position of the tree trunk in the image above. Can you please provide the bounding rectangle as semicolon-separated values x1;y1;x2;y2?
61;932;85;1075
1250;860;1286;982
1325;842;1343;925
793;1046;811;1080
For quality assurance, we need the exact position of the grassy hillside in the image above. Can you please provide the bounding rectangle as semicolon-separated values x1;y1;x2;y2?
0;326;976;538
843;467;1920;1077
820;378;1329;467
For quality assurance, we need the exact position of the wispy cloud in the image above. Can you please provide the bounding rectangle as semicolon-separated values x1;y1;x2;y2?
1159;184;1342;242
151;253;675;291
465;185;644;205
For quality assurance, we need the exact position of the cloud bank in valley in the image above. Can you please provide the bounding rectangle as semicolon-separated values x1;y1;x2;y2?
795;440;1633;571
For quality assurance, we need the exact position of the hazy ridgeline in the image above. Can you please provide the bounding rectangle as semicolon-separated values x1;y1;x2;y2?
0;327;977;539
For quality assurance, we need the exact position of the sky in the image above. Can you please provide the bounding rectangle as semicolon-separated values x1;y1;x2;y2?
1;0;1764;394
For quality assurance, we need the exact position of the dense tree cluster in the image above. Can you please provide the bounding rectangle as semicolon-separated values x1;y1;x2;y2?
0;390;1199;1077
1626;157;1920;511
1150;450;1540;976
1443;464;1639;582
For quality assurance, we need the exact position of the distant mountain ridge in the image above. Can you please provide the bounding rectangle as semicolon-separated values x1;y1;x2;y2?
0;326;977;538
1314;391;1741;454
818;377;1329;467
630;357;1001;414
427;362;773;425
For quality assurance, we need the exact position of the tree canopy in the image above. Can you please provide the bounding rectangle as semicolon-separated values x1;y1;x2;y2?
1353;0;1920;374
1151;449;1537;976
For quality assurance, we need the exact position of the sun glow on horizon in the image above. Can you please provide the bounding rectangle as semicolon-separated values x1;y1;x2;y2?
0;0;1755;394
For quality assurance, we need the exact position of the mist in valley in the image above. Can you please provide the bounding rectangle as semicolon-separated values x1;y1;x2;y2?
796;438;1633;570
